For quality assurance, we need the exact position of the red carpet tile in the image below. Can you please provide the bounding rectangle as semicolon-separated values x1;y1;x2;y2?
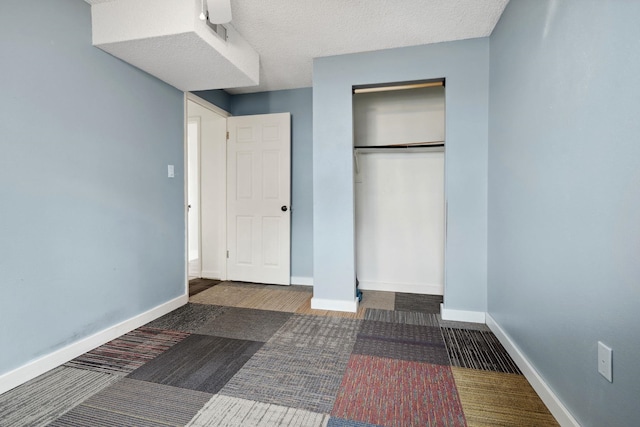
332;355;466;427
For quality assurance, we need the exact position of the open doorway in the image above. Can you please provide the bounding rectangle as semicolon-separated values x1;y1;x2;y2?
186;94;229;280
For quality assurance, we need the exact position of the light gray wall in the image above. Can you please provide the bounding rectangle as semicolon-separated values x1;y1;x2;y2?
488;1;640;425
0;0;185;375
230;88;314;279
313;40;489;308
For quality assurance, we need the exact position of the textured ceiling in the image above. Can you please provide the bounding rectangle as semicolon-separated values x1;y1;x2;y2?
226;0;509;94
86;0;509;94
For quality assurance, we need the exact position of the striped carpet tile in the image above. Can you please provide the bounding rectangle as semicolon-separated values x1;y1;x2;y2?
267;315;361;353
364;308;440;326
331;355;466;427
145;303;227;332
65;327;190;375
437;315;491;332
196;307;292;342
0;366;119;427
186;395;330;427
220;340;352;413
127;334;263;394
441;327;521;374
451;367;559;426
49;378;212;427
354;320;450;365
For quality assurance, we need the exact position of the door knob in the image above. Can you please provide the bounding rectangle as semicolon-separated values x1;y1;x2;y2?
281;206;288;212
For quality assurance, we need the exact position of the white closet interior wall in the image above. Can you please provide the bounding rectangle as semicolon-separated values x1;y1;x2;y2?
354;85;445;295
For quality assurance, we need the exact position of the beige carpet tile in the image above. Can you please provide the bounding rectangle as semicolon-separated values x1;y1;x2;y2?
451;367;559;427
358;290;396;310
221;281;313;293
235;288;311;312
191;283;311;313
186;395;330;427
190;284;252;306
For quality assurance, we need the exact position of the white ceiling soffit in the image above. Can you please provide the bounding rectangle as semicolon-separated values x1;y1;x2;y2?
227;0;509;94
86;0;259;92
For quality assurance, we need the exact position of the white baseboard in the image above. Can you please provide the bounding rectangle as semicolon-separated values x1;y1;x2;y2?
290;276;313;286
358;280;442;295
201;270;221;280
311;297;358;313
440;303;486;323
0;294;188;395
486;314;579;427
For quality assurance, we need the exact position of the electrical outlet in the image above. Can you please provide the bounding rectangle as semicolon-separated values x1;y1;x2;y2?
597;341;612;382
168;165;175;178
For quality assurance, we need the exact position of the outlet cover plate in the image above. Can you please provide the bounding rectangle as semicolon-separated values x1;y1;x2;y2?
598;341;612;382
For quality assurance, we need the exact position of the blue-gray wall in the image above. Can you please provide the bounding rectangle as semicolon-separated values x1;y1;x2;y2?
0;0;185;375
230;89;314;279
313;40;489;309
192;89;232;113
488;1;640;425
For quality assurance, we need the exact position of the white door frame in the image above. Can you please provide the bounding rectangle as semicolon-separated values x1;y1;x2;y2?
184;93;230;292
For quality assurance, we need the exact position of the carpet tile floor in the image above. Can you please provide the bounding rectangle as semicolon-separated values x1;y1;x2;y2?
0;281;559;427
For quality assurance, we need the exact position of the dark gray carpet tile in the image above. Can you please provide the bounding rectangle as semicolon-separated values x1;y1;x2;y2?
394;292;443;314
145;303;227;332
267;314;361;352
49;378;212;427
195;307;292;342
220;342;351;414
0;366;119;427
441;327;522;374
364;308;439;326
358;319;446;345
437;314;491;331
127;334;263;393
352;336;450;365
354;320;449;365
65;327;190;375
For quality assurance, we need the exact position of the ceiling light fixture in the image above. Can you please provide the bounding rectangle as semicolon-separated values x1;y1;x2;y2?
199;0;207;20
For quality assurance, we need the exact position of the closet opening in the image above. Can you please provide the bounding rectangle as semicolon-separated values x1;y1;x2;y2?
353;78;446;298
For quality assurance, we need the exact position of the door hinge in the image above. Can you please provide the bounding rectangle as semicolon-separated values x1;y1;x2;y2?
226;250;229;259
226;131;229;140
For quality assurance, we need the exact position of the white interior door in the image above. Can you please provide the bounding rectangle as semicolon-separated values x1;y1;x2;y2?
355;149;445;295
226;113;291;285
187;118;201;277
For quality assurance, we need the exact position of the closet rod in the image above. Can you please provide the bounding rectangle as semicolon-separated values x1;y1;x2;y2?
354;141;444;149
353;81;443;94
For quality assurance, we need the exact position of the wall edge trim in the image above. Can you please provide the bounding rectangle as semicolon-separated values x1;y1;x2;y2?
311;297;358;313
0;294;188;395
291;276;314;286
440;303;486;323
486;313;580;427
